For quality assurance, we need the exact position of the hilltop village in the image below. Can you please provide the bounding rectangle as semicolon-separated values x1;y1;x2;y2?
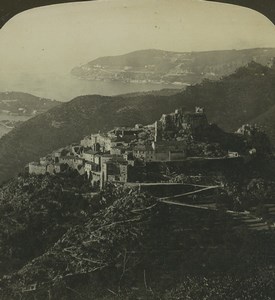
2;106;275;299
28;107;255;190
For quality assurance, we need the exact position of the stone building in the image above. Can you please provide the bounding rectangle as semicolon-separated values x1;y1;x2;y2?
110;145;130;155
152;140;187;161
80;136;94;148
96;133;117;152
155;107;209;141
59;156;75;168
84;162;101;187
40;156;52;166
46;163;55;175
82;150;99;163
133;140;187;162
228;151;239;158
54;163;66;174
101;159;129;189
133;144;155;161
29;162;47;175
53;148;69;163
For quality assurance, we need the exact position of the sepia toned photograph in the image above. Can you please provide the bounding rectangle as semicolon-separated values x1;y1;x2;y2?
0;0;275;299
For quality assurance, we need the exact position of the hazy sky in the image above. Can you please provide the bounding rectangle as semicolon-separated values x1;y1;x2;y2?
0;0;275;74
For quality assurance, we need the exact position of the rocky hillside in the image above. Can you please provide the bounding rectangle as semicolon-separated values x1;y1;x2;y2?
0;173;90;277
1;169;275;299
71;48;275;85
0;62;275;184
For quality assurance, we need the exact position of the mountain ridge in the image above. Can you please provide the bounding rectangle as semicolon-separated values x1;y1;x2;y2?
72;48;275;86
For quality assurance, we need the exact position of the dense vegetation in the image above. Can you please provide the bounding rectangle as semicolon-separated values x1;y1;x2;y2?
0;166;275;299
0;172;93;276
0;141;275;299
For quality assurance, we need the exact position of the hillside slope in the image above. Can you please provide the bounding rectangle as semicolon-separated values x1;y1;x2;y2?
0;62;275;183
1;173;275;299
72;48;275;85
0;92;59;115
0;92;60;138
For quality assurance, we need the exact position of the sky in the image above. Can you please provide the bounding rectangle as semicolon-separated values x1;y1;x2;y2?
0;0;275;75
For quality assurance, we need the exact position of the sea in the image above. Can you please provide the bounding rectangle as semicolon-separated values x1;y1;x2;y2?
0;113;30;137
0;71;183;137
0;72;182;102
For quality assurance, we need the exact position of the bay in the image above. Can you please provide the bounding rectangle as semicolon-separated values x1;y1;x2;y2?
0;72;182;102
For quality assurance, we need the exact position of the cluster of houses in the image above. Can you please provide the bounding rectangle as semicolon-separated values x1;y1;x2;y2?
28;107;242;189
